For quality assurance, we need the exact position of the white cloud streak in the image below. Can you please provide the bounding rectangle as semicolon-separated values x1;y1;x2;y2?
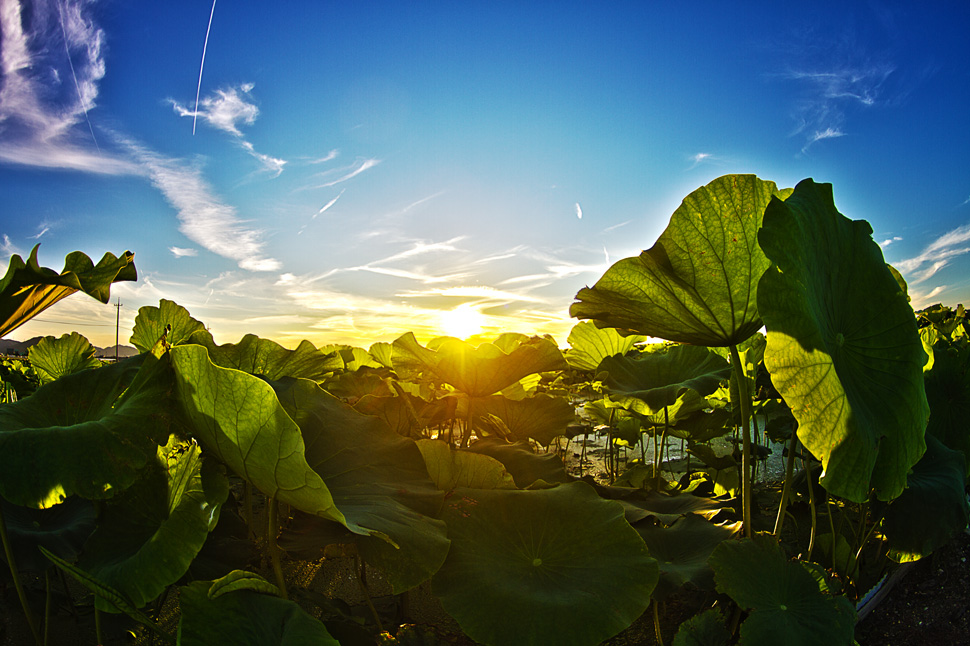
172;84;286;177
879;236;903;248
575;203;583;219
170;246;199;258
894;222;970;284
313;190;345;219
312;158;381;188
0;0;136;174
123;137;281;272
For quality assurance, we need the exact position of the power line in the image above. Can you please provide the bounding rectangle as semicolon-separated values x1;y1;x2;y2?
25;318;117;327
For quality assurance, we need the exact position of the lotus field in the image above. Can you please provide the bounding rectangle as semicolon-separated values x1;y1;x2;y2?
1;175;967;646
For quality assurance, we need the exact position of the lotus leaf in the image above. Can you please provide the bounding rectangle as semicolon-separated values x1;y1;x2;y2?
466;438;570;488
169;344;348;527
77;436;228;610
570;174;786;346
368;341;395;368
27;332;101;384
923;341;970;475
41;546;169;640
710;535;855;646
599;344;730;414
0;354;169;508
432;482;658;646
0;245;135;338
0;496;95;572
415;439;517;490
273;378;449;593
354;391;458;438
758;179;929;503
130;299;206;353
178;573;339;646
565;321;646;371
612;489;730;525
192;332;344;381
637;515;741;600
392;332;566;397
881;434;970;563
467;393;576;446
672;608;731;646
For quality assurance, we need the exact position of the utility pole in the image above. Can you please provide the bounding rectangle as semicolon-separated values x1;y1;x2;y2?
114;298;122;360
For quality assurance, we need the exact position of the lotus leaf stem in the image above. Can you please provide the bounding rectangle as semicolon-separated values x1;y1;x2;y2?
773;432;800;537
805;457;817;562
0;503;42;646
355;555;384;632
652;599;664;646
267;497;288;600
95;607;103;645
729;344;753;538
44;570;51;646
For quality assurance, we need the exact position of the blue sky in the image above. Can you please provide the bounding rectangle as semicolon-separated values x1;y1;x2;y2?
2;0;969;348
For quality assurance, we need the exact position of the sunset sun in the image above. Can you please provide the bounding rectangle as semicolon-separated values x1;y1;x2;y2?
439;303;485;339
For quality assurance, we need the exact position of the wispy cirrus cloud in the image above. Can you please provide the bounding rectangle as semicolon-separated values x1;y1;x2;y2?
879;236;903;248
171;84;286;177
686;152;720;170
311;158;381;188
123;137;281;272
893;222;970;285
0;0;137;174
170;246;199;258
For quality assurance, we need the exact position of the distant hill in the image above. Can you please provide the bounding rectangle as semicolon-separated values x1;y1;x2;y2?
0;337;137;358
95;345;139;359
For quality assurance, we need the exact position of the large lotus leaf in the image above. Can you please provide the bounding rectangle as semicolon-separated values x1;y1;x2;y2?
565;321;647;371
27;332;101;384
0;354;170;508
0;245;135;338
169;344;348;528
673;608;731;646
318;343;383;370
323;366;393;403
354;391;458;438
392;332;566;397
273;378;449;593
600;345;730;414
710;535;855;646
0;496;95;572
758;179;929;503
415;439;517;490
432;482;658;646
130;299;206;353
191;332;344;382
611;489;731;525
78;436;229;610
637;515;741;600
924;342;970;475
468;393;576;446
881;434;970;563
466;438;571;488
178;574;339;646
570;175;786;346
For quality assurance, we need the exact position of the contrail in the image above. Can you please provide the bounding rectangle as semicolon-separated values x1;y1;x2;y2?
193;0;218;135
56;1;100;153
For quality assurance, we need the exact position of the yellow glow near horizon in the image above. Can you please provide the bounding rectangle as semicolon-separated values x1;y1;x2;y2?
439;303;485;339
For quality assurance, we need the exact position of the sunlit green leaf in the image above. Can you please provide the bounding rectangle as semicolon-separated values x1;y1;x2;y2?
130;299;206;353
392;332;566;397
570;174;787;346
758;179;928;503
468;393;576;446
0;245;135;339
190;332;343;381
565;321;646;371
27;332;101;384
170;345;348;527
599;344;730;414
415;439;517;490
466;438;571;488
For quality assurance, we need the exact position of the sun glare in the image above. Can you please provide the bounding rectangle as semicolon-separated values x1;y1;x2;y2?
439;303;486;339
